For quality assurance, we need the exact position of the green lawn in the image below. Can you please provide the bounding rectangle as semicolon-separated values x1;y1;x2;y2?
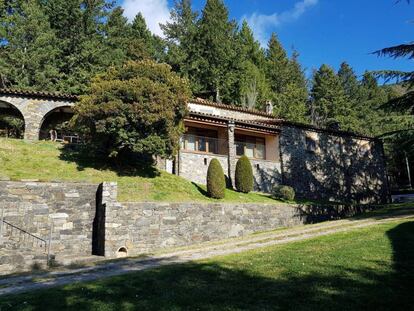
1;217;413;310
0;138;280;203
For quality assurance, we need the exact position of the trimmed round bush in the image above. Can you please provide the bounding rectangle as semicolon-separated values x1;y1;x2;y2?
235;155;254;193
206;158;226;199
272;185;295;201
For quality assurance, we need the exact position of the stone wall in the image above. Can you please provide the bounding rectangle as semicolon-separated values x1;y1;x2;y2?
0;181;98;257
0;95;75;140
101;183;304;257
0;180;380;275
178;151;229;185
250;159;282;193
279;125;388;203
178;151;282;192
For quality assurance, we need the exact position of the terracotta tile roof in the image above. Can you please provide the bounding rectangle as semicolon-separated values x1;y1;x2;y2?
0;88;376;140
191;97;280;119
0;88;78;101
186;111;280;134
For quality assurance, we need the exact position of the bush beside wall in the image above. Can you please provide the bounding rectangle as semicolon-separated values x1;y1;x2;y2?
207;159;226;199
235;155;254;193
272;185;295;201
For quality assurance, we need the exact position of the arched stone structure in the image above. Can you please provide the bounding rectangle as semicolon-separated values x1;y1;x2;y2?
38;106;74;140
0;90;76;141
0;100;25;138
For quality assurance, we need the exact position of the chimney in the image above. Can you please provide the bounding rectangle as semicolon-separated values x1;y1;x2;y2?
265;100;273;114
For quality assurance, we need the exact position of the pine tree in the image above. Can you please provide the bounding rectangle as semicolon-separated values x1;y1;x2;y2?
102;7;132;67
194;0;239;103
161;0;198;76
42;0;111;94
265;33;290;94
310;64;350;128
275;50;309;122
237;21;269;108
129;13;166;62
337;62;360;100
0;0;60;91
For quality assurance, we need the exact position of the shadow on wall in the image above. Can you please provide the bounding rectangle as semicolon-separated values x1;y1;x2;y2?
294;203;378;223
254;166;281;193
58;144;160;178
3;222;413;310
281;127;388;204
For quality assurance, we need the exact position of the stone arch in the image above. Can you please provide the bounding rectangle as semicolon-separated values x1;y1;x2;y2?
0;94;75;140
0;100;26;138
38;105;74;140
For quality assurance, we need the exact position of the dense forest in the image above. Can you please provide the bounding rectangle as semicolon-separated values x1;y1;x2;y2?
0;0;413;187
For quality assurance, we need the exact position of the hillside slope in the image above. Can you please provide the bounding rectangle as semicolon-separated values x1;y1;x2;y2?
0;138;278;203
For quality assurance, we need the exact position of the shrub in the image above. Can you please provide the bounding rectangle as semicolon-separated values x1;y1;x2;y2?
272;185;295;201
206;159;226;199
235;155;254;193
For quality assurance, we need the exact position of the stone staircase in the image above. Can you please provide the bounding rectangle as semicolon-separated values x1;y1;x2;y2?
0;220;50;275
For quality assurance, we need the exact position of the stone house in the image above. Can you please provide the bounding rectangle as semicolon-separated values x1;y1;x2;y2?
169;98;389;203
0;89;389;203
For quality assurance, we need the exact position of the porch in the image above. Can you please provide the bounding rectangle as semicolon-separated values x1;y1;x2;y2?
177;119;281;192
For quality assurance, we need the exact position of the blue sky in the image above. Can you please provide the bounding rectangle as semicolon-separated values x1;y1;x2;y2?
120;0;412;79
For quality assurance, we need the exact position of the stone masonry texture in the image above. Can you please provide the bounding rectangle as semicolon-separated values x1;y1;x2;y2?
0;95;75;140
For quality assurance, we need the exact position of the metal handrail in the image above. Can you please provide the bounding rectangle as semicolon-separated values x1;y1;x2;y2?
1;219;47;251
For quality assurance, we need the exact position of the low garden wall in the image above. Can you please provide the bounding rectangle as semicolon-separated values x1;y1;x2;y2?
101;183;304;257
0;180;98;257
0;180;377;274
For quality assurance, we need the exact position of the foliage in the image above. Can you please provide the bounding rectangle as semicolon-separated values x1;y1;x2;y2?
71;60;191;162
0;115;24;138
272;185;295;201
310;64;350;129
206;158;226;199
0;0;60;90
192;0;239;103
235;155;254;193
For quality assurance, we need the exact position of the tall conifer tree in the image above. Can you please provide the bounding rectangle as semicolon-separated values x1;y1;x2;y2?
0;0;60;90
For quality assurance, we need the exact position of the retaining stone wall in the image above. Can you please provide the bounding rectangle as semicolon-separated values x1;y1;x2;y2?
0;181;98;257
102;182;305;257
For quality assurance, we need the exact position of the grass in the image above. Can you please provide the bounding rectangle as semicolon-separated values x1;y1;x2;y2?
0;138;280;203
1;216;413;310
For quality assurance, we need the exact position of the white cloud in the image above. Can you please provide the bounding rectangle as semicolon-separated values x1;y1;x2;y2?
122;0;170;37
244;0;318;46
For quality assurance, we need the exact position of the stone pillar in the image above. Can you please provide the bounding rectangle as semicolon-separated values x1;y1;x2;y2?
227;121;236;188
24;121;41;141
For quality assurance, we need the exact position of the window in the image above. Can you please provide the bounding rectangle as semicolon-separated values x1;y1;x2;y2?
235;134;266;159
181;127;220;154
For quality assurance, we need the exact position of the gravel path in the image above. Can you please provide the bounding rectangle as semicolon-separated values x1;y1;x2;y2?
1;213;413;296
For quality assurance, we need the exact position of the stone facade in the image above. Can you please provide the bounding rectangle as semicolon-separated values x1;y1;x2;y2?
0;94;75;140
279;125;389;203
178;151;229;185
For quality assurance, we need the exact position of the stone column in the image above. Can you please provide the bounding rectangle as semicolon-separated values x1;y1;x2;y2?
227;121;236;188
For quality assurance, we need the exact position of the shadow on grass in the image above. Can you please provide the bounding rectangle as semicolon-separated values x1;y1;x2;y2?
191;182;209;197
59;144;159;178
2;222;413;311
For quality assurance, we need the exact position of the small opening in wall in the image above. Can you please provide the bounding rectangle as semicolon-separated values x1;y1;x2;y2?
116;247;128;258
256;164;260;170
204;158;208;165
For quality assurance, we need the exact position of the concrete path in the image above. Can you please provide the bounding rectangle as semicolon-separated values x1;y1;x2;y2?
1;212;413;297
